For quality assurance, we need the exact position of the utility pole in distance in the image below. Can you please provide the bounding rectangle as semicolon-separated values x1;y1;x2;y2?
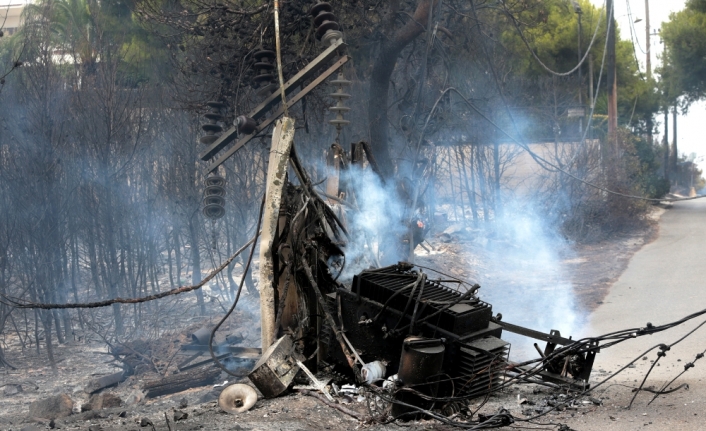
645;0;653;146
606;0;618;147
645;0;651;77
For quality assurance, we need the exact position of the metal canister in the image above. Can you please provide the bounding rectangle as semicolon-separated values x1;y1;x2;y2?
391;337;445;418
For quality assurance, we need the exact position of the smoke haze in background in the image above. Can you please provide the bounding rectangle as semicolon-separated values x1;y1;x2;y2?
329;159;583;361
471;198;584;360
334;164;409;281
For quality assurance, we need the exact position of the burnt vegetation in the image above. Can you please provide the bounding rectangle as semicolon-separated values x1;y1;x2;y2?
0;0;671;404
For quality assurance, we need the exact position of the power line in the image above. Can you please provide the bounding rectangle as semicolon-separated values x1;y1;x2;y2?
467;1;703;203
451;87;704;203
626;0;648;55
505;0;607;77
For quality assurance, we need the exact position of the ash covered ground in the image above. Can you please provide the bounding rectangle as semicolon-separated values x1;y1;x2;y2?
0;210;674;431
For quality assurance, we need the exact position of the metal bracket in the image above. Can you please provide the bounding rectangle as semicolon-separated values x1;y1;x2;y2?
491;319;573;346
200;37;348;172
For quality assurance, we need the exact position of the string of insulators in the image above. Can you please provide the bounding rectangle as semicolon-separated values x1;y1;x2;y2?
200;101;226;145
310;2;342;46
329;71;351;140
200;101;227;219
252;49;277;97
203;174;226;219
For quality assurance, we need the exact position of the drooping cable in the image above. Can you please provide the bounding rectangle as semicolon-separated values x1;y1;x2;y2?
504;0;607;77
208;194;266;376
274;0;289;116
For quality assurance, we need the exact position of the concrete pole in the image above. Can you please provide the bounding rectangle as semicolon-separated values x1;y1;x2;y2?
259;116;295;350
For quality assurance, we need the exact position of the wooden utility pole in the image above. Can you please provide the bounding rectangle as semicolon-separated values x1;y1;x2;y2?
645;0;651;77
645;0;653;146
672;106;678;180
606;0;618;146
663;110;671;180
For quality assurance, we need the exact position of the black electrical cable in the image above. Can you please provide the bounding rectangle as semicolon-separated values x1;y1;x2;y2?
390;274;423;333
208;194;265;376
370;274;422;323
502;0;607;77
390;287;477;335
648;352;705;405
629;317;706;407
465;1;704;204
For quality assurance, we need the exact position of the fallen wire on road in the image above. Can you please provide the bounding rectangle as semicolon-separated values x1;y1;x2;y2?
350;306;706;429
637;383;689;395
648;346;706;405
628;317;706;408
0;232;261;310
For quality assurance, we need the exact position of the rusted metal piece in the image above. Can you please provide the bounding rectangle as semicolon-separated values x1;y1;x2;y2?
248;334;304;398
397;337;445;385
200;37;346;165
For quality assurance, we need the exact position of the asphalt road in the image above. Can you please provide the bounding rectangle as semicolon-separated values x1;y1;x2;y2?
562;199;706;431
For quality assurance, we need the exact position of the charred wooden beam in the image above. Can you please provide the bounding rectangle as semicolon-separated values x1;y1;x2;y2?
85;371;126;394
143;366;221;398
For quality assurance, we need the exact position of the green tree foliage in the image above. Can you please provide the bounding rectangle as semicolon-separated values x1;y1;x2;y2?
14;0;169;85
661;0;706;106
499;0;657;133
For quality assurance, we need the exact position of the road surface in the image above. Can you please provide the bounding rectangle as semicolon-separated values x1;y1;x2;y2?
563;199;706;430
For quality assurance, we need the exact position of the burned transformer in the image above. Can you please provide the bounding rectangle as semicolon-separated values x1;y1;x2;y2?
319;263;508;398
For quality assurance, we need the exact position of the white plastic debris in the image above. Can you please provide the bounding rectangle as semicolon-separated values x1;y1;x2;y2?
213;380;229;388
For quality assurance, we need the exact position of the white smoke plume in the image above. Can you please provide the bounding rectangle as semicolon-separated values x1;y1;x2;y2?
474;199;584;360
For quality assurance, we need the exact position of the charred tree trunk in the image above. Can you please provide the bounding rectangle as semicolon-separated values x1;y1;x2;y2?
167;230;175;290
368;0;438;177
40;309;57;372
458;145;478;226
493;140;502;217
188;217;206;316
143;366;221;398
0;344;15;369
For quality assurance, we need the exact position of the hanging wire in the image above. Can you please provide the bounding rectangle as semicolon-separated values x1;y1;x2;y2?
504;0;607;77
274;0;289;116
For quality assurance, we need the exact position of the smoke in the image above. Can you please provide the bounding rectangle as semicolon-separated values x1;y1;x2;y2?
334;164;409;280
471;198;584;360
